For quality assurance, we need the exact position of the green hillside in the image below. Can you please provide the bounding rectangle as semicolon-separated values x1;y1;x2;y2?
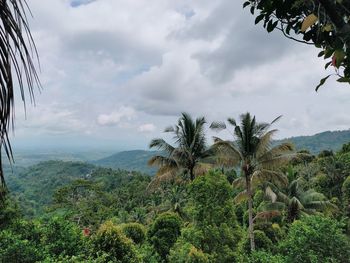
5;160;150;218
5;161;95;217
278;130;350;153
93;150;160;175
93;130;350;174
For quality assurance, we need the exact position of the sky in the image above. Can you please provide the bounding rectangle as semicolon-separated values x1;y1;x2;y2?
10;0;350;151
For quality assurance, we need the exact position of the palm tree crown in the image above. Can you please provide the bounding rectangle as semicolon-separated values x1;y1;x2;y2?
148;112;211;187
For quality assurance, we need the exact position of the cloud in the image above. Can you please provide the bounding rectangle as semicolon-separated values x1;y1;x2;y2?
138;123;156;133
97;107;136;126
9;0;350;150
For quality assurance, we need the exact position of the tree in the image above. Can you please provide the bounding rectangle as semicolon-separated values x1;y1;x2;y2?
210;113;293;251
244;0;350;89
0;0;40;193
91;221;140;263
280;215;350;263
262;177;336;222
148;113;212;187
148;212;182;260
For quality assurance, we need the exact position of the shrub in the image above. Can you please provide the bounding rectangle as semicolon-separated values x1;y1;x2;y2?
247;251;286;263
91;221;140;263
280;215;350;263
0;230;45;262
120;222;146;244
41;217;85;258
148;212;182;260
168;242;209;263
242;230;273;253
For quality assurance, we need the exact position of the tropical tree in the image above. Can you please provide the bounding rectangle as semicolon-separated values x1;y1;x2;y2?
262;176;337;223
210;112;293;251
148;113;212;187
0;0;40;193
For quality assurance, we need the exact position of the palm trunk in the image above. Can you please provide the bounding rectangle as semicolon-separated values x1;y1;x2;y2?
246;174;255;251
189;165;195;181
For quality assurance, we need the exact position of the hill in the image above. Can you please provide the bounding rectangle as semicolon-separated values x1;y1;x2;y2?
93;130;350;173
5;160;150;217
5;161;95;217
93;150;160;175
277;130;350;154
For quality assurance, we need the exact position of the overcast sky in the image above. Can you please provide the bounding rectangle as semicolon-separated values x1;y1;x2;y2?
11;0;350;151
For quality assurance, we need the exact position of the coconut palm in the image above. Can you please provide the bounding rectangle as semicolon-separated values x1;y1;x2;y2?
210;112;293;251
148;113;212;187
261;176;337;223
0;0;40;192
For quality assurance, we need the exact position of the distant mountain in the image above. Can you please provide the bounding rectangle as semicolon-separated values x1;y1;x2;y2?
93;150;159;175
93;130;350;174
276;130;350;154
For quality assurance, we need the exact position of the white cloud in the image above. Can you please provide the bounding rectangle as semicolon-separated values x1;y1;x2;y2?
9;0;350;149
138;123;156;133
97;107;136;126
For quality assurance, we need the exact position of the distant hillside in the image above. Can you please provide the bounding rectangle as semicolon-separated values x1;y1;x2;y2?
93;150;160;175
277;130;350;154
5;160;149;217
93;130;350;173
5;161;95;216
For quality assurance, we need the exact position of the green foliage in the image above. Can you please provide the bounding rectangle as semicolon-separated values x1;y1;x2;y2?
0;197;21;229
189;171;236;226
247;251;286;263
91;221;140;263
178;172;242;262
342;176;350;216
0;230;45;262
41;217;85;258
242;230;273;253
280;215;350;263
168;242;209;263
148;212;182;260
120;222;146;244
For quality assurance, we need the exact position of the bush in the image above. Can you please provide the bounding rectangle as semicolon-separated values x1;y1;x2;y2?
247;251;286;263
343;176;350;215
148;212;182;260
0;230;45;262
168;242;209;263
91;221;140;263
41;217;85;258
120;222;146;244
280;215;350;263
242;230;273;253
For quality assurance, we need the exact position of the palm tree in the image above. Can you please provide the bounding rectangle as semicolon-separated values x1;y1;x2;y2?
210;112;293;251
261;176;337;223
148;113;212;187
0;0;40;194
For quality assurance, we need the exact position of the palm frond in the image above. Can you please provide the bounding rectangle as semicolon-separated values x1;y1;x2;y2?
234;190;249;204
148;155;177;168
251;169;288;188
265;186;277;203
149;138;175;154
210;121;226;131
0;0;40;193
255;129;278;158
232;177;245;189
254;211;281;222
